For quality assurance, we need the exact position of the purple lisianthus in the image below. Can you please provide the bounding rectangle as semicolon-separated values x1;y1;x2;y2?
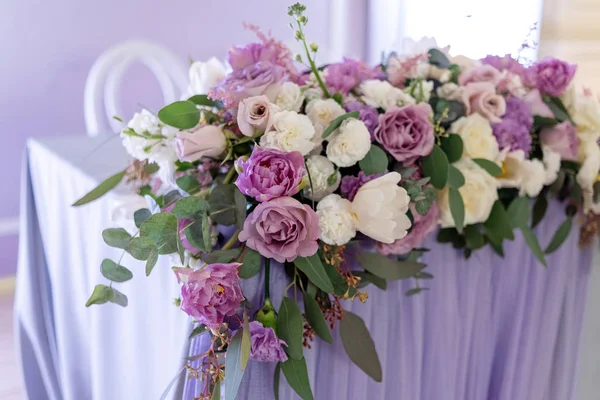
374;103;434;163
540;121;579;161
325;57;380;94
529;57;577;97
235;147;306;202
481;54;527;77
340;171;383;201
239;197;320;263
345;101;379;139
377;203;439;255
248;321;288;363
173;263;244;329
492;97;533;153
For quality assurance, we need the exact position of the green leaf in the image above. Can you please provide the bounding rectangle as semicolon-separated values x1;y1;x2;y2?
157;101;200;130
202;212;211;250
339;311;382;382
472;158;502;177
533;116;559;128
415;199;432;217
520;226;547;266
545;218;572;254
294;254;334;293
204;248;242;264
100;259;133;282
428;48;450;68
439;134;463;163
405;288;427;296
483;200;514;241
281;357;314;400
72;169;126;206
416;271;434;280
172;197;209;219
224;330;245;400
359;145;388;175
189;324;207;339
176;236;185;264
356;252;424;280
303;295;333;343
547;97;573;123
421;144;449;189
184;220;208;252
129;236;156;260
276;297;304;360
188;94;223;109
140;213;179;254
146;246;159;276
211;382;221;400
531;195;548;228
85;284;113;307
134;209;152;229
208;184;238;226
234;187;247;229
110;287;128;307
464;225;485;249
354;271;387;291
434;99;465;123
321;111;360;139
322;260;353;297
508;197;530;229
241;312;251;371
274;363;281;400
176;175;201;194
240;249;261;279
102;228;132;250
448;187;465;233
447;165;465;189
437;228;457;243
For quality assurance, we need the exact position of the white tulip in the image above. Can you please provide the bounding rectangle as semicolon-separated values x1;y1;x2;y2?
359;79;415;110
187;57;228;96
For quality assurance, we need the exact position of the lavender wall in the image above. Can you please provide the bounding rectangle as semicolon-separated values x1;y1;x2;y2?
0;0;332;276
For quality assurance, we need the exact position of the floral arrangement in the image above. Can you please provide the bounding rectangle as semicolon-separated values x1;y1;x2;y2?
74;3;600;399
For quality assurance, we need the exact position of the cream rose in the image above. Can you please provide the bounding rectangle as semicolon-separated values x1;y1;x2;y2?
438;158;498;227
351;172;412;243
451;114;499;160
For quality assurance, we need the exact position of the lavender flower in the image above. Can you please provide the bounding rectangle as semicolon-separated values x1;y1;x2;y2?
340;171;383;201
324;58;380;94
249;321;288;363
345;101;379;139
492;97;533;153
529;57;577;97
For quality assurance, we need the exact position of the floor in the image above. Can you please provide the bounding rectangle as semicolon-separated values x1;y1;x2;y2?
0;292;22;399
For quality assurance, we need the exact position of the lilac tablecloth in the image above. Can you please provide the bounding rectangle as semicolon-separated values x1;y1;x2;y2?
183;201;593;400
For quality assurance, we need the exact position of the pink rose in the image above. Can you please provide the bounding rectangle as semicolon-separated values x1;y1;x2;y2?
462;82;506;123
523;89;554;118
175;125;227;162
239;197;320;263
374;103;434;163
173;263;244;329
539;121;579;161
458;65;501;86
237;95;272;137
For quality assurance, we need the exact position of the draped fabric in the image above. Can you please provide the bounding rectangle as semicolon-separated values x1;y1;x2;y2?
183;201;592;400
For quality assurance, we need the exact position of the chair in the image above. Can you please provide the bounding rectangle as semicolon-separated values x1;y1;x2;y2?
84;40;188;136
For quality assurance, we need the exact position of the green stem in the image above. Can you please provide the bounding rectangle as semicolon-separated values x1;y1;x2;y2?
264;257;271;300
296;21;330;98
222;166;237;185
221;229;240;250
304;160;315;209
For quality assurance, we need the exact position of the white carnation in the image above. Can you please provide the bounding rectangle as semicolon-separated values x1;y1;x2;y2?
360;79;415;110
437;83;462;101
406;80;434;102
121;109;178;165
306;98;345;128
326;119;371;167
316;194;356;245
260;111;316;155
303;155;340;201
275;82;304;112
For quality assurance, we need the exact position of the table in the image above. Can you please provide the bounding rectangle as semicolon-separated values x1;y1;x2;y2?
15;136;600;400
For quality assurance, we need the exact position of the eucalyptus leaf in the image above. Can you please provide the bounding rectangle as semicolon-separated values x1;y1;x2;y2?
281;357;314;400
72;169;126;206
356;252;424;280
224;330;245;400
188;94;223;109
184;220;208;252
100;259;133;282
204;248;242;264
472;158;502;177
428;48;450;68
129;236;157;261
139;213;179;254
359;145;388;175
176;175;201;194
448;187;465;233
172;197;209;219
209;184;238;226
440;134;463;163
241;312;251;371
545;218;572;254
102;228;132;250
85;284;113;307
294;254;334;293
110;287;128;307
276;297;304;360
146;247;159;276
303;294;334;343
240;249;261;279
421;144;448;189
134;208;152;229
339;311;382;382
202;212;211;250
321;111;360;139
157;101;200;130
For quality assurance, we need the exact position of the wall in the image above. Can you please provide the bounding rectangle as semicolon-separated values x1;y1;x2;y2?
0;0;332;277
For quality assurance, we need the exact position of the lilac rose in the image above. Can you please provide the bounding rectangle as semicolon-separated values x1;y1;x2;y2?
345;101;379;139
462;82;506;123
239;197;320;263
377;203;439;255
173;263;244;329
540;121;579;161
529;57;577;97
228;42;278;71
248;321;288;362
374;103;434;163
325;57;381;94
458;64;501;86
235;147;306;202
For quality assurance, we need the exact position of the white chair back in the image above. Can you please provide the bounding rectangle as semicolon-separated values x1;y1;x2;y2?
84;40;188;136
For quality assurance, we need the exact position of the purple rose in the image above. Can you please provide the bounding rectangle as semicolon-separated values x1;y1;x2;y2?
211;61;285;107
377;203;439;255
325;57;381;94
228;42;278;71
529;57;577;97
345;101;379;139
374;103;434;163
248;321;288;362
173;263;244;329
235;147;306;202
239;197;320;263
540;121;579;161
340;171;383;201
480;54;527;77
458;64;501;86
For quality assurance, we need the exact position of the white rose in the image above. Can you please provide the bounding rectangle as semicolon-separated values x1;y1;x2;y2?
351;172;412;243
121;110;178;164
316;194;356;245
577;143;600;213
542;146;561;185
306;98;345;140
437;83;462;101
360;79;415;110
519;159;546;197
260;111;315;155
108;194;149;234
326;119;371;167
275;82;304;112
438;158;498;227
187;57;228;96
303;155;340;201
451;114;499;160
